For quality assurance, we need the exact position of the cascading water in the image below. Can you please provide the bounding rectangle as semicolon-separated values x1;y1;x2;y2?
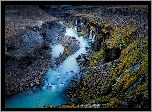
89;30;93;40
5;22;90;108
73;19;77;30
92;35;96;42
75;19;77;26
80;18;83;25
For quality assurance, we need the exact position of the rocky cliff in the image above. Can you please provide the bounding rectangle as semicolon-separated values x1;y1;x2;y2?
5;5;66;97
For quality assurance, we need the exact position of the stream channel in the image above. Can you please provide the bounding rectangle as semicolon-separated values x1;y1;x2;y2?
5;23;91;108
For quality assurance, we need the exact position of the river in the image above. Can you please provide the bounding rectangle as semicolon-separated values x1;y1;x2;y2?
5;25;90;108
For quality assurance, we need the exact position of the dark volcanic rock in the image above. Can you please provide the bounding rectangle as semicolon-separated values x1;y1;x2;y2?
6;29;44;60
52;36;80;66
104;46;121;63
5;5;66;97
121;93;148;108
54;43;80;66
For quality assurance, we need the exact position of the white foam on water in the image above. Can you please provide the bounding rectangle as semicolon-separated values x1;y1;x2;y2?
51;44;64;58
43;68;60;85
65;27;78;37
78;36;88;48
59;57;79;74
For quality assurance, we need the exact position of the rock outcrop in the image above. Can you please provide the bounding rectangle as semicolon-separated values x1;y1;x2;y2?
51;35;80;66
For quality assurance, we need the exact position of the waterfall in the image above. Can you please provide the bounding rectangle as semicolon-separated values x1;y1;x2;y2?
74;26;77;31
74;19;77;30
119;43;123;53
80;18;83;25
89;30;93;40
75;19;77;26
92;35;96;42
119;44;122;50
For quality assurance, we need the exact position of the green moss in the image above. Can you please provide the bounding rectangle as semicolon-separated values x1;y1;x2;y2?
90;25;96;33
5;78;17;83
112;37;147;94
126;75;148;98
87;47;104;67
64;48;70;55
89;59;98;66
81;28;88;37
96;47;104;57
106;21;140;49
102;96;123;108
67;21;73;28
86;72;93;80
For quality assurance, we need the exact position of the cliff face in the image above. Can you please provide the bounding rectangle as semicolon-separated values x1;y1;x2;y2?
5;5;66;97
